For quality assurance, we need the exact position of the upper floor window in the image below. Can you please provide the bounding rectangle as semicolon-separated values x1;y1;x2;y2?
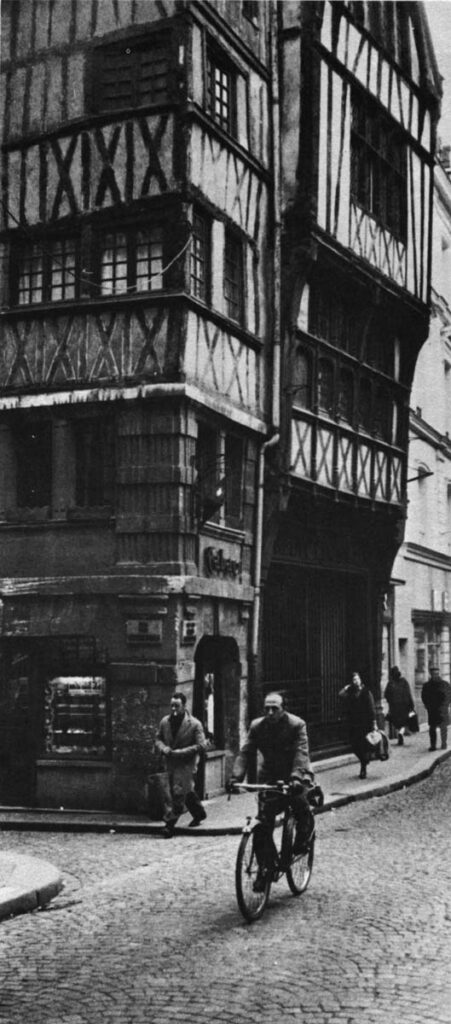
224;230;244;324
190;212;210;303
16;238;78;305
317;358;334;416
99;226;163;296
93;33;172;113
206;47;236;135
351;93;407;242
74;418;114;509
196;423;244;528
292;348;312;410
15;419;52;509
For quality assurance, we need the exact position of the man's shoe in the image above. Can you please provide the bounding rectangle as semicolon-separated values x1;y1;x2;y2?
428;747;436;752
397;734;404;745
188;815;207;827
162;822;176;838
441;744;448;750
252;871;268;893
359;767;367;779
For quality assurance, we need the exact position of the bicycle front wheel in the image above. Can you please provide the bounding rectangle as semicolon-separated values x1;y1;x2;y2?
286;832;315;896
235;830;271;922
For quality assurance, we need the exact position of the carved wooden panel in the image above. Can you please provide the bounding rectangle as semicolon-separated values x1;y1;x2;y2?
0;305;170;389
184;310;262;416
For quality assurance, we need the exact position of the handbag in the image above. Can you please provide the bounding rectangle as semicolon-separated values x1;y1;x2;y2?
408;710;419;733
365;730;381;746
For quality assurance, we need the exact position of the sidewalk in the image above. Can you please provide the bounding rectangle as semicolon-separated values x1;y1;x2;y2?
0;731;448;920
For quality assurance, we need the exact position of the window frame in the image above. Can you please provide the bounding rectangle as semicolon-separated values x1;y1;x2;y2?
206;43;237;137
351;92;408;243
13;236;80;307
73;416;115;511
224;228;244;325
14;418;52;511
190;210;211;304
96;223;165;297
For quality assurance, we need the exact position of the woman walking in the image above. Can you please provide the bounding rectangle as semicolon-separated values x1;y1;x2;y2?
339;672;377;780
384;666;415;745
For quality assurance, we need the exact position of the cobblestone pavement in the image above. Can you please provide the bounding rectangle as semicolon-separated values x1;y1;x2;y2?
1;762;450;1024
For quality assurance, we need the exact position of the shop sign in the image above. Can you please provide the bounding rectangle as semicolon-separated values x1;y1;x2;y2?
204;547;242;579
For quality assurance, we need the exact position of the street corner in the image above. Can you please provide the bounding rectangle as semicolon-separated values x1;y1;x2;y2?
0;853;63;922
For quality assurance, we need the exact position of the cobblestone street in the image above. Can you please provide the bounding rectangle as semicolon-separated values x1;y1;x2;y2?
1;761;450;1024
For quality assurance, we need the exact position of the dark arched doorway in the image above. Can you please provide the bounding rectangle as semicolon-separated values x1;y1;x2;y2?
193;636;241;798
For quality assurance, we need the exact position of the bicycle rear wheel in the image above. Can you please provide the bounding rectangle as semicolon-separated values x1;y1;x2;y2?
286;831;315;895
235;830;271;922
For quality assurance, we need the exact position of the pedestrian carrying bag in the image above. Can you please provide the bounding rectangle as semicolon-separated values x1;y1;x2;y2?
408;710;419;733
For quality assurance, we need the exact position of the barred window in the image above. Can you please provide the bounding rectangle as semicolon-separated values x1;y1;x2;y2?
224;231;243;323
351;93;407;242
190;213;210;302
207;49;236;135
94;34;172;113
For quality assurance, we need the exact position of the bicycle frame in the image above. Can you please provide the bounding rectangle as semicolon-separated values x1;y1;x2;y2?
231;781;317;922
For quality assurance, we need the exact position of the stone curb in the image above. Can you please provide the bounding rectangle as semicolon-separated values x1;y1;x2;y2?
0;854;64;921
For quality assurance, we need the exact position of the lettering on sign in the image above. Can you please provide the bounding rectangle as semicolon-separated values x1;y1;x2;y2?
204;547;242;579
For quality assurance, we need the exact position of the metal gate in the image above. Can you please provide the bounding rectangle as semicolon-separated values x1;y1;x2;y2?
262;564;369;753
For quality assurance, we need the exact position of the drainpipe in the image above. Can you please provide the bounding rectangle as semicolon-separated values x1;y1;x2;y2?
249;1;282;717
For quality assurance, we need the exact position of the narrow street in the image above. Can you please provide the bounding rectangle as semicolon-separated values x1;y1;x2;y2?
0;762;450;1024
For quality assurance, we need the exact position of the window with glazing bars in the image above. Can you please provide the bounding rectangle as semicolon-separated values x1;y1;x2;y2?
95;35;171;112
207;49;235;134
351;94;407;242
100;227;163;295
17;239;78;305
224;231;243;323
190;212;210;301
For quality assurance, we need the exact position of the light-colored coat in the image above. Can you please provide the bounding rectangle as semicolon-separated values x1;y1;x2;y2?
155;712;207;802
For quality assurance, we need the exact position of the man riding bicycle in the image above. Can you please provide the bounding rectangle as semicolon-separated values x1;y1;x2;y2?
229;692;315;890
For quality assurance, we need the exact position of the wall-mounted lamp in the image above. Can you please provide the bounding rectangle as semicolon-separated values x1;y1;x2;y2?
407;469;434;483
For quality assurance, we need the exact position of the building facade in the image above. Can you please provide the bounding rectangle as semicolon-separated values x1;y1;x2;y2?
389;149;451;717
0;1;441;810
258;0;441;754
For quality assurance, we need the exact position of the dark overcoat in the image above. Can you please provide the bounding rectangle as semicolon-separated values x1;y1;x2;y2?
384;677;414;729
421;677;451;726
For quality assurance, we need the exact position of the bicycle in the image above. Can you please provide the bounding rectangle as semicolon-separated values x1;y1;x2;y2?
230;781;323;923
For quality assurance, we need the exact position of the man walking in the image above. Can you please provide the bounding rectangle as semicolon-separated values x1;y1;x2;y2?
421;667;451;751
155;692;207;837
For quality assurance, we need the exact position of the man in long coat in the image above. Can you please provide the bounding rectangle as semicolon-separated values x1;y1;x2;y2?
422;667;451;751
155;692;207;836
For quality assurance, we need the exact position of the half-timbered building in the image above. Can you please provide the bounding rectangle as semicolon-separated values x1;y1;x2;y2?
0;0;442;810
0;0;273;810
259;1;442;753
